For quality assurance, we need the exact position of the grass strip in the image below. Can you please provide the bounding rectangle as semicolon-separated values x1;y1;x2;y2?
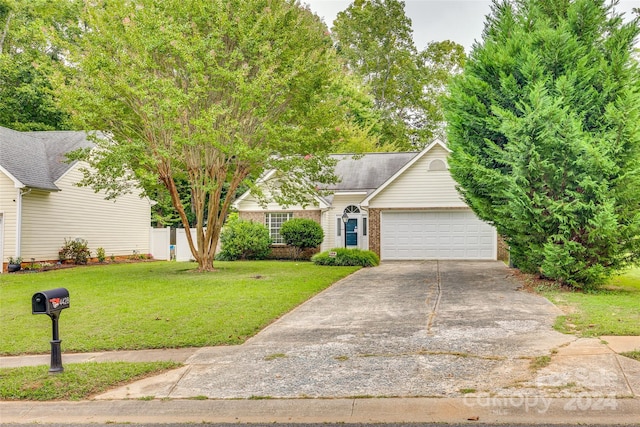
620;350;640;362
535;268;640;337
0;361;180;400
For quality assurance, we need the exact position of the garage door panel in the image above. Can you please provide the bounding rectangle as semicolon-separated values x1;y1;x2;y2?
381;210;495;260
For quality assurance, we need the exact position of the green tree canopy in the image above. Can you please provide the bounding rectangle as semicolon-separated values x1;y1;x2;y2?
0;0;80;130
61;0;354;271
332;0;464;149
445;0;640;287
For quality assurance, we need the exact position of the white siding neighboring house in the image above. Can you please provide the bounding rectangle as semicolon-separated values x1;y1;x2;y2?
0;126;152;272
234;139;501;261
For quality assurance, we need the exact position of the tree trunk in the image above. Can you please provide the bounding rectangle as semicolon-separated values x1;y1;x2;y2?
0;12;12;54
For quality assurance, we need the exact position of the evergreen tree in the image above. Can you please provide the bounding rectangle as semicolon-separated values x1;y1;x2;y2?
445;0;640;287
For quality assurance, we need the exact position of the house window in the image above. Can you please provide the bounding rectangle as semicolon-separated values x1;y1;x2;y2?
363;217;367;236
266;213;293;244
344;205;360;213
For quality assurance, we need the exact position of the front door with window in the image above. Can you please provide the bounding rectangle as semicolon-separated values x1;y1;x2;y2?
346;218;358;246
336;205;368;250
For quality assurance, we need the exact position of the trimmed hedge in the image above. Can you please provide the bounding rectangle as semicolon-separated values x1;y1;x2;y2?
311;248;380;267
280;218;324;259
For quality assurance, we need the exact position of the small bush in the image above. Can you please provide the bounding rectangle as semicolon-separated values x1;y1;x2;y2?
96;247;106;263
280;218;324;259
218;214;272;261
58;238;91;265
312;248;379;267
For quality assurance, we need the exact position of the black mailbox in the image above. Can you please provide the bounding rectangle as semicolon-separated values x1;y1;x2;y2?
32;288;70;315
31;288;69;373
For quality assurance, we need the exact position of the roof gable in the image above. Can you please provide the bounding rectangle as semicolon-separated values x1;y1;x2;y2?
0;127;95;191
360;139;450;207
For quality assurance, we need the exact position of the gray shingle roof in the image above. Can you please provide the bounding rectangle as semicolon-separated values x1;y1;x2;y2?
0;126;94;191
327;152;418;193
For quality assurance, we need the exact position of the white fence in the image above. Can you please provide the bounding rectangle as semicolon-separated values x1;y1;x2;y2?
150;227;220;262
149;227;171;261
175;228;200;262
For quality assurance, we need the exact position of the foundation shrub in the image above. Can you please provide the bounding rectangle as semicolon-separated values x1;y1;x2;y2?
312;248;379;267
217;214;272;261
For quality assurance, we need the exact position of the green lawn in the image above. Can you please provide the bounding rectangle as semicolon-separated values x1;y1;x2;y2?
540;268;640;337
0;261;359;355
0;362;180;400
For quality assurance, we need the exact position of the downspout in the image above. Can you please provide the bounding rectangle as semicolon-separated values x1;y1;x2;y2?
15;187;31;258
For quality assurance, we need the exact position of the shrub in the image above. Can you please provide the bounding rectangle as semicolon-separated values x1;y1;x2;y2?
96;247;106;263
58;238;91;265
280;218;324;259
312;248;379;267
218;214;272;261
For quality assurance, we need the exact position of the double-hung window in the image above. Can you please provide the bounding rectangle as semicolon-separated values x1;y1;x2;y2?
266;213;293;244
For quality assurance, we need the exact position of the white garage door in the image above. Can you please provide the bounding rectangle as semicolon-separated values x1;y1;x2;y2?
381;210;496;260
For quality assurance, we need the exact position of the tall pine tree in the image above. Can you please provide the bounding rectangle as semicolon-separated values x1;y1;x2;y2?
445;0;640;287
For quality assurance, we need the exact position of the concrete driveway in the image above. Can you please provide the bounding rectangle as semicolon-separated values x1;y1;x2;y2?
97;261;637;400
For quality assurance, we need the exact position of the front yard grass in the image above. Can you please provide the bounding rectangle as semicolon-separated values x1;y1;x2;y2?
536;268;640;337
0;261;359;355
0;361;180;400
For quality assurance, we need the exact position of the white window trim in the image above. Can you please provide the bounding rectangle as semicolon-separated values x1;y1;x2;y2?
266;212;293;245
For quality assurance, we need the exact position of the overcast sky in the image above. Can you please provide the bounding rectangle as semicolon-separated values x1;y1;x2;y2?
303;0;639;52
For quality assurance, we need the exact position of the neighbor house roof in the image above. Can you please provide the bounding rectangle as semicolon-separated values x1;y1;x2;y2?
0;126;94;191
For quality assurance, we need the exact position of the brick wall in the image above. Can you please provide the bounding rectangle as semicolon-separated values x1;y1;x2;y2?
497;235;509;263
368;208;381;258
238;210;321;223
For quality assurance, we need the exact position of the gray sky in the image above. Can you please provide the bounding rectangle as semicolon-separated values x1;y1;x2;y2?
303;0;639;52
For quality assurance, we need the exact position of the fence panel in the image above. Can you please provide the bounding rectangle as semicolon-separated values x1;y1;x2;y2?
150;227;171;261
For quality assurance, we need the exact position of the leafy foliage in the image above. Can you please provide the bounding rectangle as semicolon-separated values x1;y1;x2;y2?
218;214;272;261
279;218;324;259
96;247;106;263
332;0;465;149
0;0;80;130
445;0;640;288
312;248;380;267
60;0;353;271
58;238;91;265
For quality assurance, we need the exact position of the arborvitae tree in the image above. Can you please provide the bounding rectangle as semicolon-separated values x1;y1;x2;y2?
445;0;640;288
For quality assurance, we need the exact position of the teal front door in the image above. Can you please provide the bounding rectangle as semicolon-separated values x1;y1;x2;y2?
346;218;358;246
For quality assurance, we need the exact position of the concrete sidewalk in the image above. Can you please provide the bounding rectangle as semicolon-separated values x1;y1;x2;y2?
2;397;640;424
1;261;639;424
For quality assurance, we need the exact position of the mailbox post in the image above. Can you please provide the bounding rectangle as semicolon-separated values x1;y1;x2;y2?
32;288;70;374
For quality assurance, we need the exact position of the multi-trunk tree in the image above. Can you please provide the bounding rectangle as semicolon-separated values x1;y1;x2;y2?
445;0;640;287
61;0;355;271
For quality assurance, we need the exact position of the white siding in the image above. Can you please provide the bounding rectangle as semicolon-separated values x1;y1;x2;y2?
368;145;466;209
0;171;17;262
19;166;151;261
